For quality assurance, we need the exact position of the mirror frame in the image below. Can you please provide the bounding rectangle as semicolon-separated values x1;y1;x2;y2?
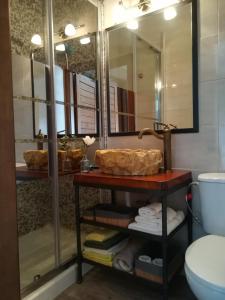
106;0;198;136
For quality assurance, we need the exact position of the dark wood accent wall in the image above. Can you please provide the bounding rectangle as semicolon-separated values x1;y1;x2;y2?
0;1;20;299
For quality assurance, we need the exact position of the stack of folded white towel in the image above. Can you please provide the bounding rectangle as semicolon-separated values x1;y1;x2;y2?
128;202;185;236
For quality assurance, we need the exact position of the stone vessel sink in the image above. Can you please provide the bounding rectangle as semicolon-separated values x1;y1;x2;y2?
24;149;83;170
95;149;162;176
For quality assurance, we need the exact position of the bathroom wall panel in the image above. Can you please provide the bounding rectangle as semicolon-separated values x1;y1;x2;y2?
0;0;20;299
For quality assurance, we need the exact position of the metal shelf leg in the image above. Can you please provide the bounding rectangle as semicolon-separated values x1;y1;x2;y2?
162;195;168;300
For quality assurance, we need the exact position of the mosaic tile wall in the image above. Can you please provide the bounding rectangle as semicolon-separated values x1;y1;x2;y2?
17;175;100;236
9;0;98;75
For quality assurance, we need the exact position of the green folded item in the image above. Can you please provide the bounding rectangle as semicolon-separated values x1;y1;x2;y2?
84;233;128;250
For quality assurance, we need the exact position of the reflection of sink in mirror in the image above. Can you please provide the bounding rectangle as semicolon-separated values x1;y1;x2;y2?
95;149;162;176
23;149;83;171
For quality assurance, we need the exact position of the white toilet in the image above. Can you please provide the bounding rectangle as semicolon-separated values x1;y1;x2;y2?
185;173;225;300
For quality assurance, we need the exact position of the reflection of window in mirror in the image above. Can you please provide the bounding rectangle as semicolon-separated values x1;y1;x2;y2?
108;28;161;134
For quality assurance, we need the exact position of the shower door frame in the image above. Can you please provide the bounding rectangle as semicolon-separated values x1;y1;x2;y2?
0;1;20;299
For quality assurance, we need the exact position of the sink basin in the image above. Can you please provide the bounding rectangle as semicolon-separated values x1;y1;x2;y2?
23;149;83;171
95;149;162;176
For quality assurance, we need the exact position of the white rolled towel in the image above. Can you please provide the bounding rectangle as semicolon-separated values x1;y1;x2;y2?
138;202;162;217
135;207;177;224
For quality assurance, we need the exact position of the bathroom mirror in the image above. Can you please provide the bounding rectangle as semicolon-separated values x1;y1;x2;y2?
106;0;198;136
32;32;99;138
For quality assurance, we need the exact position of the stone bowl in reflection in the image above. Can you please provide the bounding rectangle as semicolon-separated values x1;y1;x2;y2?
23;150;67;170
67;148;83;170
95;149;163;176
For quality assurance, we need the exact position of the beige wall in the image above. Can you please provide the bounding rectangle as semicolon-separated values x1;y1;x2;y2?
103;0;225;239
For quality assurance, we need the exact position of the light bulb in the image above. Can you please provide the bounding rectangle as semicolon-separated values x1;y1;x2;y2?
80;37;90;45
164;7;177;21
65;24;76;37
127;19;139;30
31;34;42;46
55;43;66;52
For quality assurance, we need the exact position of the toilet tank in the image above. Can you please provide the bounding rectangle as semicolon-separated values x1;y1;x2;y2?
198;173;225;236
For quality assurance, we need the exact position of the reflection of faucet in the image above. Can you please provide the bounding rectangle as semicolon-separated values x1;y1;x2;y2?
36;129;44;150
138;122;177;172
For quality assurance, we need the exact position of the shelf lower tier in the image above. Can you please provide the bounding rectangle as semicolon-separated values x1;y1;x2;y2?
82;256;183;287
80;217;188;242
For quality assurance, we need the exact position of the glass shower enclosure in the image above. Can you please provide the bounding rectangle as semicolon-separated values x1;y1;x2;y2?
10;0;99;295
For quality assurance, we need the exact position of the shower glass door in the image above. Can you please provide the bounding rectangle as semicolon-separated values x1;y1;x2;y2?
10;0;56;291
9;0;100;294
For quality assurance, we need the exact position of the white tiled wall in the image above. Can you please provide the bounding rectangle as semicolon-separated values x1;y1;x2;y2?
104;0;225;240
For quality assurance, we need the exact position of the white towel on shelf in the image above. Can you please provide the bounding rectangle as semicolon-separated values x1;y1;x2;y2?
135;207;177;224
138;202;162;217
128;211;185;236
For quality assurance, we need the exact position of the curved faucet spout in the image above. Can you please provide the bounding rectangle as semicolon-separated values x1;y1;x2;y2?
138;128;163;140
138;127;172;172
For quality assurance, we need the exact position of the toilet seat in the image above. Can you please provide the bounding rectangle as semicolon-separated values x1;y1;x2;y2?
185;235;225;299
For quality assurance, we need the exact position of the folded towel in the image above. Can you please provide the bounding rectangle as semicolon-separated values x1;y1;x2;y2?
135;207;177;224
95;204;137;219
83;238;129;257
83;252;113;267
84;233;127;250
113;239;145;273
83;251;113;261
138;202;162;217
85;229;119;242
128;211;185;236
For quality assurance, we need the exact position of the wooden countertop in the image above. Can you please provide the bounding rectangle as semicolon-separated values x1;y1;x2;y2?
16;166;79;180
74;169;192;191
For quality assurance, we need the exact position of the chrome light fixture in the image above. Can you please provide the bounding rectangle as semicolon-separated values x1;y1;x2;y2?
138;0;151;12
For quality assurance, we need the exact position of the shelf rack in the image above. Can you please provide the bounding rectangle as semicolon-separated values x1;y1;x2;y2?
73;169;192;300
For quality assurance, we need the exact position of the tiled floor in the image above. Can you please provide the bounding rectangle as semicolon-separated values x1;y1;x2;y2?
56;268;196;300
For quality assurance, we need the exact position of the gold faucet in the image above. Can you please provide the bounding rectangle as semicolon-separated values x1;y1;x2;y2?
138;122;177;172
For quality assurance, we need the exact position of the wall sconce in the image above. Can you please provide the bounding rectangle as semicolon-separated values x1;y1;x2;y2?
64;24;76;37
55;43;66;52
80;36;91;45
164;6;177;20
58;24;85;39
31;34;42;46
127;19;139;30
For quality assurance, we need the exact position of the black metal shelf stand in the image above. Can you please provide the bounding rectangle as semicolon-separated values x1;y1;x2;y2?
74;176;192;300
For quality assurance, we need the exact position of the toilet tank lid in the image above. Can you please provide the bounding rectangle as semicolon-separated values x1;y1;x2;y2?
198;173;225;183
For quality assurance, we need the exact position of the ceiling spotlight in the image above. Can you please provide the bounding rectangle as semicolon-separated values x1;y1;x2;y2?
65;24;76;37
55;43;66;52
80;37;91;45
127;19;139;30
164;7;177;21
31;34;42;46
